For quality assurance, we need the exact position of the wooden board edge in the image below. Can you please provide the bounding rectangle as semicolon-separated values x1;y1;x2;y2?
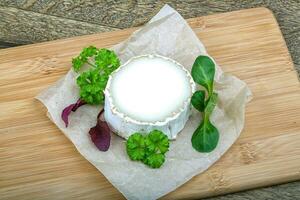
258;8;298;73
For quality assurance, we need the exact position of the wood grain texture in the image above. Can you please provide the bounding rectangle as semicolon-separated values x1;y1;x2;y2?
0;0;299;76
0;7;300;200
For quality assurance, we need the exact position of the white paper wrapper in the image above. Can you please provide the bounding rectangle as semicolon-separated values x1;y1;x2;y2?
37;5;252;200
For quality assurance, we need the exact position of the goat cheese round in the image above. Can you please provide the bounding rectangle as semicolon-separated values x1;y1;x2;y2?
104;55;195;139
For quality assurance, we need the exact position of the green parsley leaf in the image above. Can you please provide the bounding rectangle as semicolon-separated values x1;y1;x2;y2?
126;133;146;161
143;153;165;168
76;69;107;105
72;46;98;72
145;130;169;154
73;46;120;105
95;49;120;74
125;131;170;169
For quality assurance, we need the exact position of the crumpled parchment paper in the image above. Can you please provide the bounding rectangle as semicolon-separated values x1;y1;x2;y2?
37;4;252;200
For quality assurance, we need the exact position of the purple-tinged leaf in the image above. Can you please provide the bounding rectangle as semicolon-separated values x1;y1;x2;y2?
61;99;86;127
89;109;111;151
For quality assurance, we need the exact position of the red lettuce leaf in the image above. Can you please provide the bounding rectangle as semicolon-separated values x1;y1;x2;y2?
61;99;86;127
89;109;111;151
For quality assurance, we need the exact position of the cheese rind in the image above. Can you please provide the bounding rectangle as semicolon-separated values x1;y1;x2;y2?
104;55;195;139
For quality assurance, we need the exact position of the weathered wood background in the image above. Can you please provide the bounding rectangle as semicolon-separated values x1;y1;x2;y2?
0;0;299;199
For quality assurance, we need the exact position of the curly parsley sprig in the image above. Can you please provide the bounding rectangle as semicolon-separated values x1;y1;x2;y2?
126;130;170;169
72;46;98;72
73;46;120;105
62;46;120;128
76;69;107;105
62;46;120;151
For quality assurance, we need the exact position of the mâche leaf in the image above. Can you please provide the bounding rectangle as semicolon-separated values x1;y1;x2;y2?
191;55;215;96
191;90;206;112
191;119;219;152
204;92;218;116
191;55;219;153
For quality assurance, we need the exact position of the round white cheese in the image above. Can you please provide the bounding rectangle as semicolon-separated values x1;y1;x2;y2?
104;55;195;139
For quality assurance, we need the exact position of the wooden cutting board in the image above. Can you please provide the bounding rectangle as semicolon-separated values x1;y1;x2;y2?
1;7;299;200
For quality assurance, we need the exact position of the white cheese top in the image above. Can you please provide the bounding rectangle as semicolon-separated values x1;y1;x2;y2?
108;55;193;123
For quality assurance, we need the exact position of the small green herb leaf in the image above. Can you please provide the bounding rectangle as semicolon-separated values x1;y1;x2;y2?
126;133;146;161
190;55;219;153
72;46;98;72
73;47;120;105
191;56;215;96
145;130;169;154
125;131;170;168
204;92;218;116
144;153;165;168
191;90;206;112
95;49;120;74
76;69;107;105
191;120;219;152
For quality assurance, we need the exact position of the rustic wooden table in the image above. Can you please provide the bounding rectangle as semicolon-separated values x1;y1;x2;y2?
0;1;299;199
